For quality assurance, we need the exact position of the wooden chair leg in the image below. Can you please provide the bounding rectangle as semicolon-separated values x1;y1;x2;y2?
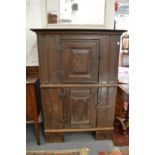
34;121;40;145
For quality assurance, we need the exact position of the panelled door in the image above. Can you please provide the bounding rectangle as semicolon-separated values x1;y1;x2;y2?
41;87;98;129
60;88;98;128
58;38;100;83
69;88;97;128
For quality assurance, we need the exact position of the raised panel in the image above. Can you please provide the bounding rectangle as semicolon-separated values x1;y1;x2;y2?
70;49;90;75
69;88;97;128
70;89;90;127
60;40;99;83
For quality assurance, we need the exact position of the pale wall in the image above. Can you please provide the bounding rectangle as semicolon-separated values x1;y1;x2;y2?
26;0;115;66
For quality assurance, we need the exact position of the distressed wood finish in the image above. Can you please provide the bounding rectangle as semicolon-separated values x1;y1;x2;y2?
40;84;118;88
32;29;125;142
96;87;117;128
69;88;97;128
41;88;97;130
41;88;63;130
60;38;99;83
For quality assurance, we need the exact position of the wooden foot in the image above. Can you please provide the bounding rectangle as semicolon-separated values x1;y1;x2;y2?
45;132;64;143
34;122;40;145
96;130;113;140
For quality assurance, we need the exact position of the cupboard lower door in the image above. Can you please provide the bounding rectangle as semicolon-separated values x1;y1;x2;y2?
41;87;98;130
68;88;98;128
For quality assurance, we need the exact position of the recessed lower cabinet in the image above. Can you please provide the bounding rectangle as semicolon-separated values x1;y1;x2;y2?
32;29;125;142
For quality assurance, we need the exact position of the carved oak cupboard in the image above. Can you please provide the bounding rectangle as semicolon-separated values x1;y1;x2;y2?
31;29;125;142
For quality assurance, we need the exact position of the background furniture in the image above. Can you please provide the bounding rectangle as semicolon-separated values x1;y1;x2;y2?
26;66;39;78
26;77;41;145
115;84;129;134
119;52;129;67
115;67;129;134
119;33;129;67
32;29;125;142
117;84;129;135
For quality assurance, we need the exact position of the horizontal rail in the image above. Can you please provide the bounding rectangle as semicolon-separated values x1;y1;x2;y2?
40;83;118;88
45;127;113;133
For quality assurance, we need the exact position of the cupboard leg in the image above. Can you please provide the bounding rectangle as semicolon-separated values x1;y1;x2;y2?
45;132;64;143
34;121;40;145
96;130;113;140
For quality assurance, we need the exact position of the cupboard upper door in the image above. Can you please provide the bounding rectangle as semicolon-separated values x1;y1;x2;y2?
59;39;99;83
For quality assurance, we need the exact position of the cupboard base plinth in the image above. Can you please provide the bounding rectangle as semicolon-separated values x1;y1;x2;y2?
44;129;114;142
45;132;64;143
96;130;113;140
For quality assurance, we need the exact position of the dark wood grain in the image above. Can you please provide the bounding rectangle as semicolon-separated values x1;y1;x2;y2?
44;127;113;132
60;39;99;83
37;34;50;84
32;29;125;142
31;29;126;35
108;35;121;83
99;35;110;83
40;84;118;88
41;88;63;130
69;88;97;128
96;87;117;128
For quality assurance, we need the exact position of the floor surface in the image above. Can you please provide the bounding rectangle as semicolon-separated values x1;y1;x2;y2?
26;123;128;155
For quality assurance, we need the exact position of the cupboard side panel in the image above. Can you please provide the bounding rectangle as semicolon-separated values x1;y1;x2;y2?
99;35;110;83
37;34;49;84
108;35;121;83
97;87;117;127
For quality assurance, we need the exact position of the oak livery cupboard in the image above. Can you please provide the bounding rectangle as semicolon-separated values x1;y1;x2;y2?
31;29;125;142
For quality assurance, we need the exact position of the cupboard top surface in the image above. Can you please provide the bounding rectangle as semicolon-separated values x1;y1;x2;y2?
31;28;126;35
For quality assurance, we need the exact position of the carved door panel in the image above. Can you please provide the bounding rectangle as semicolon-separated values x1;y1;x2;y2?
59;39;99;83
41;87;98;129
67;88;98;128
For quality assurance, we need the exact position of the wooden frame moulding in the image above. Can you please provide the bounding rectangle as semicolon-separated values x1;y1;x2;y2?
40;83;118;88
45;127;113;133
